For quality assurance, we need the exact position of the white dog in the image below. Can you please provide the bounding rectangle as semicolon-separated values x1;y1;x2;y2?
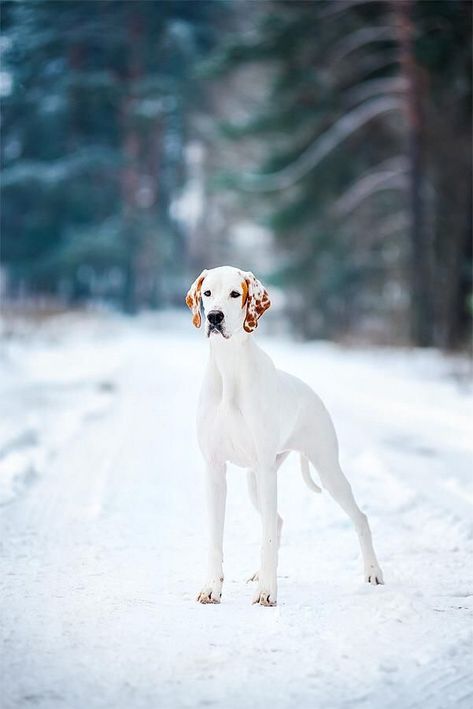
186;265;383;606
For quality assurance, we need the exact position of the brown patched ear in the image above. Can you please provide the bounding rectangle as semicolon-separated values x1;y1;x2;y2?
242;272;271;333
185;270;208;328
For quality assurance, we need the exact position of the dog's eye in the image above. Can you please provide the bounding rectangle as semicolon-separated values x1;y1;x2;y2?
203;290;211;297
230;291;240;298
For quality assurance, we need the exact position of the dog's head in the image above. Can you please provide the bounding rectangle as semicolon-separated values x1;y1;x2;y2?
185;266;271;339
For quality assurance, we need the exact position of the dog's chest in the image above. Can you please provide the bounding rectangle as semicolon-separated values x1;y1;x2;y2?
201;399;257;468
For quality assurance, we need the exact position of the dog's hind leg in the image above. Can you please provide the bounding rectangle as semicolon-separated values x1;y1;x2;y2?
310;448;384;585
307;424;383;585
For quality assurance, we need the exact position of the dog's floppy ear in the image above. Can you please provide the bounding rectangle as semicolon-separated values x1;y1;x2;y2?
242;271;271;333
186;270;207;328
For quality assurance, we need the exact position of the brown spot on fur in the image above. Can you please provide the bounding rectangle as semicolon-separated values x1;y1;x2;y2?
241;279;248;308
255;297;271;316
186;271;207;328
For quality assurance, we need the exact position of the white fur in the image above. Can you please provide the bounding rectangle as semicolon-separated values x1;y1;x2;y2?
190;266;383;606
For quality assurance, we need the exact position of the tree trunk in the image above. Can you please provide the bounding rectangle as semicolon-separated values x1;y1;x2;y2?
395;0;433;346
119;7;144;314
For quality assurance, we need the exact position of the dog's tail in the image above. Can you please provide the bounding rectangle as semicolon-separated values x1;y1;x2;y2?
300;454;322;494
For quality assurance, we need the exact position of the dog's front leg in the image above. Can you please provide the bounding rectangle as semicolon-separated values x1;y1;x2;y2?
253;469;278;606
197;462;226;604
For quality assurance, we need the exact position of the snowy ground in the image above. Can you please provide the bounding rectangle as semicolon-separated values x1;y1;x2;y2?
1;311;472;709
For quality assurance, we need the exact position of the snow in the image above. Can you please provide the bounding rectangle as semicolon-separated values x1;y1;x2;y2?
1;311;472;709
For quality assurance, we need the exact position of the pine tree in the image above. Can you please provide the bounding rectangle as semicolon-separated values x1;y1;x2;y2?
1;0;222;310
205;0;471;347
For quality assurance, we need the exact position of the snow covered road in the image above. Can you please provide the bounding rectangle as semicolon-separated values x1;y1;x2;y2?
1;313;472;709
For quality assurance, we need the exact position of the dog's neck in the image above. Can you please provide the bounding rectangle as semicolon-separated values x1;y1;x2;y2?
209;330;252;370
209;331;254;404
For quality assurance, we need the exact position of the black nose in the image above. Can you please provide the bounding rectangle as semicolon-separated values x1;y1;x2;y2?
207;310;224;325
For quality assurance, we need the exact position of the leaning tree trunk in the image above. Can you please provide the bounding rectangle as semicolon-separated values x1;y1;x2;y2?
394;0;434;346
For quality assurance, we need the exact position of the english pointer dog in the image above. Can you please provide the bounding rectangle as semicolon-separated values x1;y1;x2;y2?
186;265;383;606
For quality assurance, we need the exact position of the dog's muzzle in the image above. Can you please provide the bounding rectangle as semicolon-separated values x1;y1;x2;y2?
207;310;227;337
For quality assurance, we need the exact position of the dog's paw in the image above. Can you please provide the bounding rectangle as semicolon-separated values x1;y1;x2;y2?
365;563;384;586
252;571;277;606
252;588;277;606
196;578;223;604
246;570;259;583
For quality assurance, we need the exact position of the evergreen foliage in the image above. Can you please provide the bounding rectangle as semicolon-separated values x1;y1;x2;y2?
1;0;470;348
1;0;222;310
207;0;471;346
